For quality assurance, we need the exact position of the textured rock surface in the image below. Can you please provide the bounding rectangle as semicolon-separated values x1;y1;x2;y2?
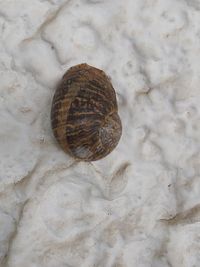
1;0;200;266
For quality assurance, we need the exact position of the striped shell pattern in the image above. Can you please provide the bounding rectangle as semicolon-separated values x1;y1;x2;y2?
51;63;122;161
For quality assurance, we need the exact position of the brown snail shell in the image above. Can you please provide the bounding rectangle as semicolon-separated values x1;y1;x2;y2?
51;63;122;161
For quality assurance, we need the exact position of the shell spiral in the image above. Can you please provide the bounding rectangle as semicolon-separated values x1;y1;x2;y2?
51;63;122;161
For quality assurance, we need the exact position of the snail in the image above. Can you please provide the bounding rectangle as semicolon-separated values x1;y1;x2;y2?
51;63;122;161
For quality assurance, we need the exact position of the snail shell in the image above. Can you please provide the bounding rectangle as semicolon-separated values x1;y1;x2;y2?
51;63;122;161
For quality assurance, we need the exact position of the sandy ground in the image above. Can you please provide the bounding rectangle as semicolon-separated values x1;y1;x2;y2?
1;0;200;266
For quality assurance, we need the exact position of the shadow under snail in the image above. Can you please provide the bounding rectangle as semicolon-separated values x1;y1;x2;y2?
51;63;122;161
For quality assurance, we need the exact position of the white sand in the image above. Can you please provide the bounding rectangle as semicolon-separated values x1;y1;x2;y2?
1;0;200;266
